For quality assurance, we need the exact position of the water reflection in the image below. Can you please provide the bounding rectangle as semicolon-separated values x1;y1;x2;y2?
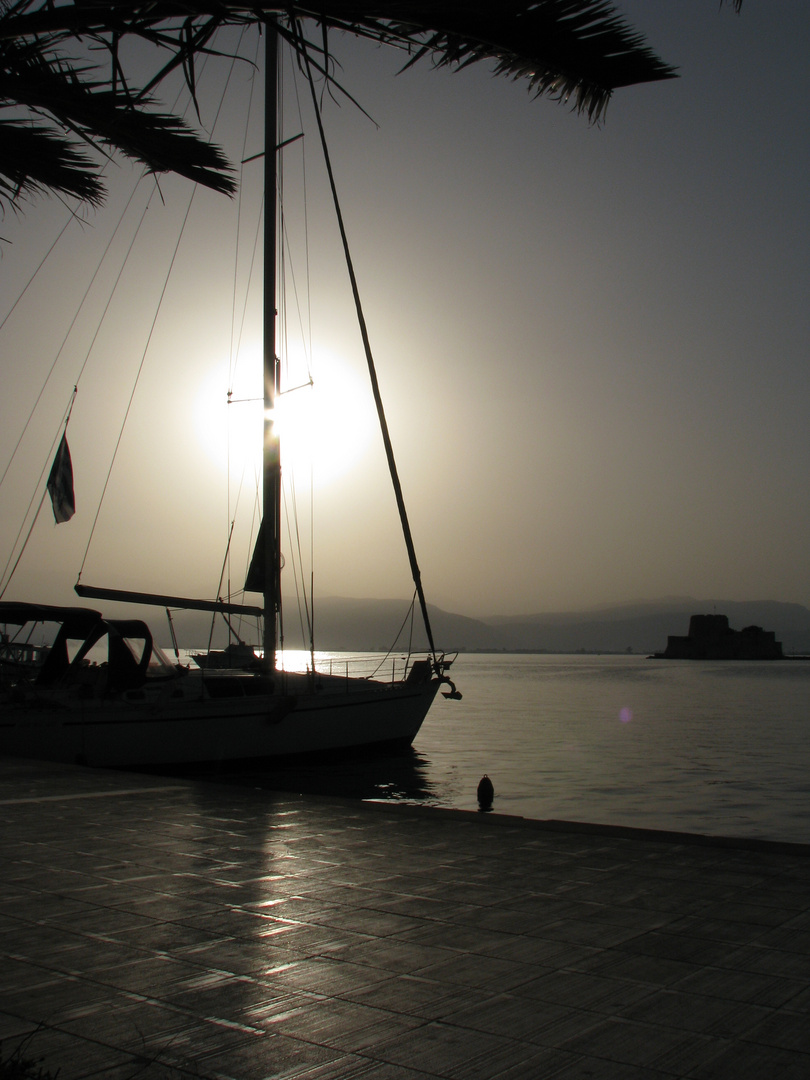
140;654;810;842
152;745;436;804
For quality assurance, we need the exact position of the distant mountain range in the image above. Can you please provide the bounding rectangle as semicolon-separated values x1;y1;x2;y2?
271;596;810;656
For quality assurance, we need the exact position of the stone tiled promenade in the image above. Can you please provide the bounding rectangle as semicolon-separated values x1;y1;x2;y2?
2;757;810;1080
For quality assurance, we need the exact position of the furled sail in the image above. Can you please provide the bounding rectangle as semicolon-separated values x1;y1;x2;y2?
244;518;265;593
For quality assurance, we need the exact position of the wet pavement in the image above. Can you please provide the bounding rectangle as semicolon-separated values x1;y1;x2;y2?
2;755;810;1079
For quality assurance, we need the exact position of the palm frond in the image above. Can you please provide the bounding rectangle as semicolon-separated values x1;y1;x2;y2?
0;115;104;204
0;1;736;208
0;34;236;208
1;2;677;107
353;0;676;120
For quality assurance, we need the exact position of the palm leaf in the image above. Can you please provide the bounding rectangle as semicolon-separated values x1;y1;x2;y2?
2;2;677;104
5;48;236;190
0;1;742;208
0;116;104;204
0;34;236;207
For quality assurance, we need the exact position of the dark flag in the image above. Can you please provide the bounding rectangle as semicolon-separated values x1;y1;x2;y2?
47;434;75;523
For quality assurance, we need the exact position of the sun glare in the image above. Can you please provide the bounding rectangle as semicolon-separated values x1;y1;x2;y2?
275;350;376;486
193;359;261;478
195;346;376;488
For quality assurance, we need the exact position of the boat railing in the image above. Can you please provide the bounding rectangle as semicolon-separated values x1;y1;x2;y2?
285;652;455;687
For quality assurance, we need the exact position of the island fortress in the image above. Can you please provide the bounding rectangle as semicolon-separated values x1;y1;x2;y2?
656;614;784;660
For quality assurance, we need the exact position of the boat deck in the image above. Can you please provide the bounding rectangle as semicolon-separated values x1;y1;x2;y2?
2;756;810;1079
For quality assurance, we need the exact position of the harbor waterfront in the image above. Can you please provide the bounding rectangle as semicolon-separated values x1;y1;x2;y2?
192;652;810;845
4;655;810;1078
2;757;810;1080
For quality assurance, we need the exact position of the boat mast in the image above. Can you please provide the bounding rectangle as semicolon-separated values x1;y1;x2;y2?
263;22;281;670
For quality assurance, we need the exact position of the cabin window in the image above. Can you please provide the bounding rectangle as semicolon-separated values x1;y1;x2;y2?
144;641;178;679
66;636;100;665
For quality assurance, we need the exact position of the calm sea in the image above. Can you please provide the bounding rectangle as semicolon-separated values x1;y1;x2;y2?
189;653;810;845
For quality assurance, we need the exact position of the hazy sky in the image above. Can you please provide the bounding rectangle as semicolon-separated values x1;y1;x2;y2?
1;1;809;623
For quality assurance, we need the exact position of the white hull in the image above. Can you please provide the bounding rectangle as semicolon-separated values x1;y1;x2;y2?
1;672;441;768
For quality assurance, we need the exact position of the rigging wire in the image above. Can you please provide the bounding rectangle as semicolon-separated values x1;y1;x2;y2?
276;48;319;656
207;519;237;651
0;217;73;334
282;477;315;653
295;22;439;662
0;182;149;498
77;33;247;586
214;33;321;660
0;39;236;596
0;183;117;337
0;30;234;518
228;29;261;388
290;60;315;376
367;592;418;679
76;190;198;583
224;187;263;641
225;27;260;613
0;390;76;598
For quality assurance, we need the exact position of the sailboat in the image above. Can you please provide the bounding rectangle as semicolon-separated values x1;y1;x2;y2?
0;27;459;768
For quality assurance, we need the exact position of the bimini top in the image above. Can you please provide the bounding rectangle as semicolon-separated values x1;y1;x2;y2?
0;602;103;631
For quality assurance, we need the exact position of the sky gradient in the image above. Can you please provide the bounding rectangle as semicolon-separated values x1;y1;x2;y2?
1;1;808;624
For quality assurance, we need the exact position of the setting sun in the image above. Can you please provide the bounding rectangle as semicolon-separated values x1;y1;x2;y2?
195;345;376;488
276;348;377;486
